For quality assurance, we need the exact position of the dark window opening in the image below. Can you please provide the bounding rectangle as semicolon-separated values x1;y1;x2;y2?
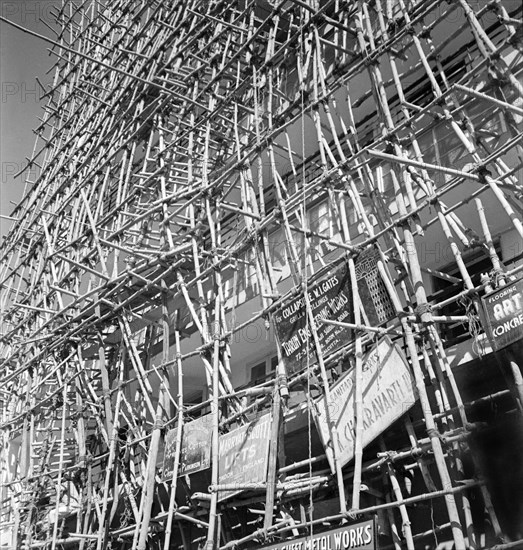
250;361;266;385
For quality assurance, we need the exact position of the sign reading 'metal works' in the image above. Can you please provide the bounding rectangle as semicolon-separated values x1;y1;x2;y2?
315;338;417;472
274;250;394;374
261;519;376;550
481;278;523;351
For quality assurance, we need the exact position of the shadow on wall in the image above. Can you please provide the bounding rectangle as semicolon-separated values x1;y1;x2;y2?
470;395;523;540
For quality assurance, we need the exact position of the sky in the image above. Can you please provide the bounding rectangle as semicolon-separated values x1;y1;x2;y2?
0;1;60;239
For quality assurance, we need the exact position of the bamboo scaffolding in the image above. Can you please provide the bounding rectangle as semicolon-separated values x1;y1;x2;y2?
1;0;522;549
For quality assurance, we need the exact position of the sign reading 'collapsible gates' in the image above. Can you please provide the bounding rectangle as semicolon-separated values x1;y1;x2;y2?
260;519;376;550
274;249;395;375
481;278;523;351
315;337;418;472
273;260;352;374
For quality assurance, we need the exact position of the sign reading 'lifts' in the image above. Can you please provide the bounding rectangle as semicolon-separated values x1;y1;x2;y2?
261;519;375;550
481;278;523;351
163;414;271;502
218;413;272;502
315;337;417;472
274;249;394;375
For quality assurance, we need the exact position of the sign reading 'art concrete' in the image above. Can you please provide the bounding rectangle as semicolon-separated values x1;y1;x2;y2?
315;337;418;472
481;278;523;351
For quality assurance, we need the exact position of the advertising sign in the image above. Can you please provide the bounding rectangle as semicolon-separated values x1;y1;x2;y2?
163;428;178;477
273;249;394;375
481;278;523;351
273;260;353;374
218;412;272;502
315;337;417;472
163;414;212;477
260;518;376;550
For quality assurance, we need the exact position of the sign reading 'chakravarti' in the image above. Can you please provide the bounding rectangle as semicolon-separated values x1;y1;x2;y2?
481;278;523;351
259;518;376;550
315;337;417;472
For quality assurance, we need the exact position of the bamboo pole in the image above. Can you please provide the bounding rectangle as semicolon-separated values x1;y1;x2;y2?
263;378;282;530
51;381;68;550
379;438;415;550
162;327;184;550
220;481;483;550
206;295;222;550
2;1;522;547
133;385;166;550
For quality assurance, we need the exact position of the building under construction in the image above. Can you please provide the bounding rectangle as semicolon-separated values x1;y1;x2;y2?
1;0;523;549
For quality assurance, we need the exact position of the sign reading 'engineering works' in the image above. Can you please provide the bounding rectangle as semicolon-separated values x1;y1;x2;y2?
315;337;418;472
481;278;523;351
273;260;352;375
273;249;395;375
261;518;376;550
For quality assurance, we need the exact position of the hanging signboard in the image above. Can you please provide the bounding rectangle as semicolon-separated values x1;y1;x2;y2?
260;518;376;550
163;414;212;477
163;428;178;477
273;248;394;375
273;259;353;374
218;412;272;502
481;278;523;351
314;337;417;472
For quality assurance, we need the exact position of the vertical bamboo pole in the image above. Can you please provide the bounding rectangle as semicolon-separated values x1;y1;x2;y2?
370;168;467;548
51;381;68;550
379;438;415;550
96;359;124;550
338;196;364;510
206;295;221;550
263;377;282;530
163;327;184;550
134;387;167;550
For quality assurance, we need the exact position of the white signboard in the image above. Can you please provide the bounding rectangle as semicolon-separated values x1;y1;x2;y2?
218;412;272;502
314;337;418;472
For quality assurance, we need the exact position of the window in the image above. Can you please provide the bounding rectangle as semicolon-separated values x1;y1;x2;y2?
250;361;267;385
249;355;279;385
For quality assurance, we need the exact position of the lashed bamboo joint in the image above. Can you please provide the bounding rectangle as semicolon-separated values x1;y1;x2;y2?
1;1;523;549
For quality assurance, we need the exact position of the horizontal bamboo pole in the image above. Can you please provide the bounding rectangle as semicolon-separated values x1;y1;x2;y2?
320;318;403;337
220;482;483;549
2;2;522;547
454;83;523;117
209;476;330;493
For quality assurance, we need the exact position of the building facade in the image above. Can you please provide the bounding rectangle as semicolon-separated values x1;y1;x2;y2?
1;0;523;549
